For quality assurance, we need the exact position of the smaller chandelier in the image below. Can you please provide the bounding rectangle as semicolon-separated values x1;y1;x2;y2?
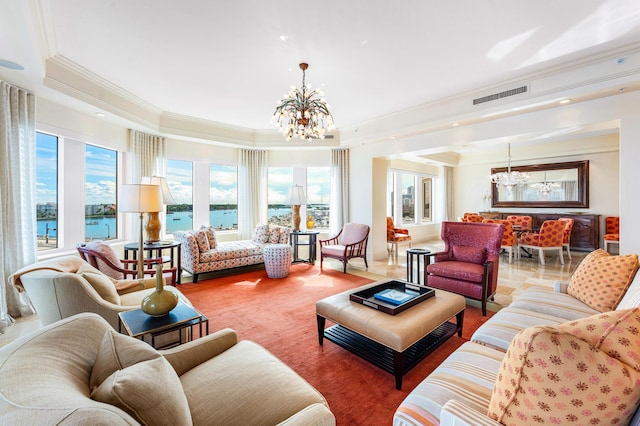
531;172;560;195
272;63;335;141
490;143;529;189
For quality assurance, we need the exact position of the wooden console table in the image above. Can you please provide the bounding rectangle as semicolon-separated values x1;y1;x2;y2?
479;212;600;251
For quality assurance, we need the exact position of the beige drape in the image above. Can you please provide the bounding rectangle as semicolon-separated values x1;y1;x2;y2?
329;148;349;236
237;149;268;239
0;80;37;331
443;166;453;221
129;130;168;183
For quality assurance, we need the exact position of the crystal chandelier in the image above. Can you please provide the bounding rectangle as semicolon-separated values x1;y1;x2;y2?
272;63;335;141
531;172;560;195
490;143;529;189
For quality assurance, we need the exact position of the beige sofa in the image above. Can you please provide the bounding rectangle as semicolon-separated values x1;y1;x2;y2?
0;312;335;425
175;224;290;282
394;249;640;425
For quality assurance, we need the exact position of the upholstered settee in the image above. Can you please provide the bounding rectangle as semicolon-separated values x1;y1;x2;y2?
0;312;335;425
11;255;189;332
175;224;290;283
394;249;640;425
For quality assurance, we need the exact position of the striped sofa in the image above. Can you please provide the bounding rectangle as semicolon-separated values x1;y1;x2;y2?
394;250;640;425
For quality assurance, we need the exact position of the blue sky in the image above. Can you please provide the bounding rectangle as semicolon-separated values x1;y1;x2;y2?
35;132;58;204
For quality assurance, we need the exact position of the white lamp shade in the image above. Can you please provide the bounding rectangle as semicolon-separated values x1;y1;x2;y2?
140;176;177;205
284;185;308;205
119;184;163;213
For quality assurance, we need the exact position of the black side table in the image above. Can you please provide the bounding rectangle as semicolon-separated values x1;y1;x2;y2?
290;230;319;264
406;248;432;285
124;241;182;284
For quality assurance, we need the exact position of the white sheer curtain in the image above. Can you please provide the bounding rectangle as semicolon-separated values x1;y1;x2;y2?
129;130;168;239
130;130;168;182
237;149;267;239
0;81;37;333
329;148;349;236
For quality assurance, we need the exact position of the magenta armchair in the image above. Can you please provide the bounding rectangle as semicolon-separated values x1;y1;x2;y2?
426;222;504;316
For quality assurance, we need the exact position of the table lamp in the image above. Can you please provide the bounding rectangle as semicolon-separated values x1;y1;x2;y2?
119;184;163;278
140;176;176;242
284;185;307;232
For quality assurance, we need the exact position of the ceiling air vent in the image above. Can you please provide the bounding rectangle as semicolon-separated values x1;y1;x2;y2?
473;85;528;105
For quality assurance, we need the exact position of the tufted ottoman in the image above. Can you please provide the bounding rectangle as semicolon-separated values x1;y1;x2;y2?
263;244;292;278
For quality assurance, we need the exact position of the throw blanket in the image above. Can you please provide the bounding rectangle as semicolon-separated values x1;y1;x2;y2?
10;256;85;292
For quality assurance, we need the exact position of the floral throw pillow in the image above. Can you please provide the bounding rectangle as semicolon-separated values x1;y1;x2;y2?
200;225;217;249
488;308;640;425
253;224;270;244
194;230;210;252
567;249;639;312
268;226;281;244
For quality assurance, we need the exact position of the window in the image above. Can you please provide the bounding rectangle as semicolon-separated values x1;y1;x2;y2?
390;171;435;225
166;160;193;232
36;132;58;251
267;167;292;226
306;167;330;229
85;144;118;241
401;174;415;224
209;164;238;230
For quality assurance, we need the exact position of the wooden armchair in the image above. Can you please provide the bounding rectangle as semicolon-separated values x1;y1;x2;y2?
77;241;177;286
319;223;370;273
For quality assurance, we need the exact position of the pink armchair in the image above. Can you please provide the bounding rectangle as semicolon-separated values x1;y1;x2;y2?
426;222;504;316
319;223;370;273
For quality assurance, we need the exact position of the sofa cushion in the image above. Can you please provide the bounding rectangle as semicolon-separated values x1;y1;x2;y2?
278;226;290;244
91;357;192;426
452;245;485;264
201;225;217;248
567;249;639;312
85;240;125;280
194;229;210;252
617;272;640;310
90;329;160;391
253;224;270;244
488;308;640;425
268;226;282;244
77;263;120;305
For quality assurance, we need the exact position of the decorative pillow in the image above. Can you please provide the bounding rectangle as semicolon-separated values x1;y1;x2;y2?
567;249;639;312
77;263;120;305
91;357;193;426
488;308;640;425
85;240;125;280
278;226;290;244
452;245;485;264
194;229;210;252
200;225;217;249
268;226;281;244
90;328;160;391
253;224;270;244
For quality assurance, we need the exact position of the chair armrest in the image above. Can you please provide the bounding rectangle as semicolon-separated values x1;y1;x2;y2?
554;280;569;293
394;227;410;235
161;328;238;376
114;276;158;295
319;235;340;247
440;400;502;426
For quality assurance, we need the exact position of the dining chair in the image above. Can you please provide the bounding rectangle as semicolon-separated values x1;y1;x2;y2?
557;217;574;260
603;216;620;253
518;220;565;266
483;218;517;263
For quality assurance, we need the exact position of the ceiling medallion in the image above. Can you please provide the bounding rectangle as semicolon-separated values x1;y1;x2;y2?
272;63;335;141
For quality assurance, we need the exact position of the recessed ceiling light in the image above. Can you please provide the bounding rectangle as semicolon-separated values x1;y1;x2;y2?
390;136;396;139
95;112;106;118
559;99;571;104
279;35;288;41
0;59;24;70
452;122;460;127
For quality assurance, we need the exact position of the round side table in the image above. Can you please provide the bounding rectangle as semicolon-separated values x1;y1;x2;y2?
263;244;292;278
406;248;432;285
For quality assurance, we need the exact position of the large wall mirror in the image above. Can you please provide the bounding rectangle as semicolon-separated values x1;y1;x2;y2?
491;160;589;208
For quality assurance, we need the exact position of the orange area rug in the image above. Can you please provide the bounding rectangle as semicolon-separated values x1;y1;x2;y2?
178;263;493;425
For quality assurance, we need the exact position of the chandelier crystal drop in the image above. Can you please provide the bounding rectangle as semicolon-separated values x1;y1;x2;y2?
272;63;335;141
490;143;529;189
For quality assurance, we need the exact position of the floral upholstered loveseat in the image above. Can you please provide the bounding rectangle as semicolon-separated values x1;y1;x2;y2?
175;224;290;283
